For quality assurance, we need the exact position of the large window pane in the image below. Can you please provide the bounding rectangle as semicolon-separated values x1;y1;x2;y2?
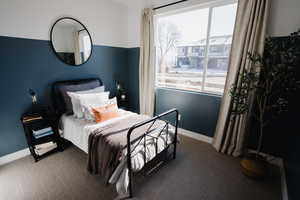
155;2;237;95
204;4;237;94
155;8;209;92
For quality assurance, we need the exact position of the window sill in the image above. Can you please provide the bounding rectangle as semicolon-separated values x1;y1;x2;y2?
155;86;223;98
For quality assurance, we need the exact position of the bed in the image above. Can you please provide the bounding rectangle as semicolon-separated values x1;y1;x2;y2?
52;78;178;199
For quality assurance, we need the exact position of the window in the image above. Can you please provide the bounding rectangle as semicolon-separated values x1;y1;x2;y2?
78;30;92;61
155;2;237;94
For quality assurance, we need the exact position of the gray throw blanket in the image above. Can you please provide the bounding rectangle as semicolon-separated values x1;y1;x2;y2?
87;114;166;182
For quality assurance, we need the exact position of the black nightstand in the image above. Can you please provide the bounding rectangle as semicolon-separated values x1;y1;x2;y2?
21;106;63;162
117;94;128;110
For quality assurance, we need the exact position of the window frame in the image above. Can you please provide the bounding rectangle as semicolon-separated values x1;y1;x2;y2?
153;0;238;96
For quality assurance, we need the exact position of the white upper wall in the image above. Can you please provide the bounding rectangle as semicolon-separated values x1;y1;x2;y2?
0;0;299;48
125;0;215;47
0;0;129;48
126;0;149;48
267;0;300;37
125;0;300;48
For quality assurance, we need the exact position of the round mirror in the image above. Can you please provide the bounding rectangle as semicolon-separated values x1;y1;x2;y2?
50;17;93;66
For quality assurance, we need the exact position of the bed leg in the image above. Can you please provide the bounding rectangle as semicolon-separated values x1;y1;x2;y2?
128;170;133;198
127;128;134;198
173;142;177;159
173;110;179;160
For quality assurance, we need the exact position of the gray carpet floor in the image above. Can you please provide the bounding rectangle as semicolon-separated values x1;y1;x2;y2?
0;136;281;200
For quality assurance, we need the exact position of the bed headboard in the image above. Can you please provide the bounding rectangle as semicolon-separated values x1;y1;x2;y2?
52;78;103;116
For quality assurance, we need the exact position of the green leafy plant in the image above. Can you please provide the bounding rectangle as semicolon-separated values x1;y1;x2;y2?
230;30;300;156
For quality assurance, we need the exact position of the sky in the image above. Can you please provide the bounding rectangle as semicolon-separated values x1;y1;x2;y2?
158;3;237;42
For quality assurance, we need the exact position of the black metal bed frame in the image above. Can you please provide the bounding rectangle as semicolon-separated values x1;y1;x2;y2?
126;108;179;198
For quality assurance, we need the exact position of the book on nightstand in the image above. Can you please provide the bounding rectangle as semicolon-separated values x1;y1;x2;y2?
32;127;54;139
34;142;57;156
22;115;43;123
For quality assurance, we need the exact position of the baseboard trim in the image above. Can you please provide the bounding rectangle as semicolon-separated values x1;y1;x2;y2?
178;128;213;144
248;150;288;200
0;148;30;166
279;159;289;200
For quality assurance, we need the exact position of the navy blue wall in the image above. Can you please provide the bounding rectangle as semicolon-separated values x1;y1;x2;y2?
281;36;300;200
0;36;128;157
127;48;140;113
127;48;221;137
0;41;221;156
155;88;221;137
245;36;300;200
280;82;300;200
285;123;300;200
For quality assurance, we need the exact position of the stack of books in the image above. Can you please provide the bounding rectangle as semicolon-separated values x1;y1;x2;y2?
32;127;54;139
35;142;57;156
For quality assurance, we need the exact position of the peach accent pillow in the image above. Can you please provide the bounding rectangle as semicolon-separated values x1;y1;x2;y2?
92;103;120;123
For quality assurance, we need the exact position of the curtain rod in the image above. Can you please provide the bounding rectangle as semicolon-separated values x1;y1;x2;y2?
153;0;188;10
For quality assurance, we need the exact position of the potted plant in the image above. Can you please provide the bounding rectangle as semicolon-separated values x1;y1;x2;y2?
230;30;300;178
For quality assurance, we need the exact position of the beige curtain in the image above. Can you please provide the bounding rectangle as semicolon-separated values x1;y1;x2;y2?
139;8;155;116
212;0;270;157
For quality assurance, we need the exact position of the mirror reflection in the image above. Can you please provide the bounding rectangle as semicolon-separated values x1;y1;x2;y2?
51;18;92;66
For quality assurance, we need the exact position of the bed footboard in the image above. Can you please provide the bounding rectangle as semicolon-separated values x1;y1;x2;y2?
126;108;179;198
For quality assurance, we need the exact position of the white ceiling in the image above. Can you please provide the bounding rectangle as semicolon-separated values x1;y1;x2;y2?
111;0;143;7
112;0;179;8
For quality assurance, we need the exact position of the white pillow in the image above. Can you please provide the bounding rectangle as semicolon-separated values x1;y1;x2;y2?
81;97;118;121
75;86;105;94
67;86;105;118
76;92;110;120
81;103;99;121
106;97;118;105
77;91;110;106
67;92;81;118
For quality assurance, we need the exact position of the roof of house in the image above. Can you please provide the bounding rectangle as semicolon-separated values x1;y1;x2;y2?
177;35;232;47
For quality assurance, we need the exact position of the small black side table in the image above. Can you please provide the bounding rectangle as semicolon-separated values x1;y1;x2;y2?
21;107;63;162
117;93;128;110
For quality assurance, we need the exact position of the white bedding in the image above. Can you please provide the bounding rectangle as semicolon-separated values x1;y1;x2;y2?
60;109;135;153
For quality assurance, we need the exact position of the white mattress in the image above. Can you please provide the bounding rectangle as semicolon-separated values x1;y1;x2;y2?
60;109;136;153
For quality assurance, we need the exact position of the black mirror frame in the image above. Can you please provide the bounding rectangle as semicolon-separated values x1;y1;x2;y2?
50;17;93;66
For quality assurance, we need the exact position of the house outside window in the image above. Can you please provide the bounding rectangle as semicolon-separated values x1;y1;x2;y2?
155;1;237;94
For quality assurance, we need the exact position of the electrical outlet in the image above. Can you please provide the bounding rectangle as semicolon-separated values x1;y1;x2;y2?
178;114;182;121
